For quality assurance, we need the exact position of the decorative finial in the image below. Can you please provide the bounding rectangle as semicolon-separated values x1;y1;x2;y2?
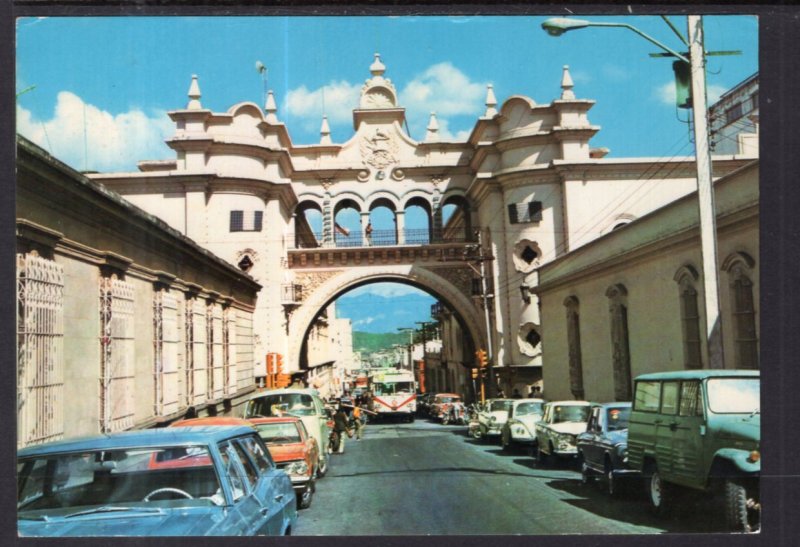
425;112;440;143
561;65;575;100
187;74;202;110
370;53;386;77
484;84;498;117
320;115;331;144
265;90;278;123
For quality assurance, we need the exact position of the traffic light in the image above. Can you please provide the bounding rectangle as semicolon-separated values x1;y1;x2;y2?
471;368;478;379
275;354;292;388
475;349;488;368
673;60;692;109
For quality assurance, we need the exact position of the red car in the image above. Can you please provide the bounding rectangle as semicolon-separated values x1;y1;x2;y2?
248;417;320;510
153;417;256;470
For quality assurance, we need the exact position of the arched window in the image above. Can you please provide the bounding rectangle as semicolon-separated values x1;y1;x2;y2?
723;253;758;369
606;284;632;401
674;265;702;369
564;296;584;400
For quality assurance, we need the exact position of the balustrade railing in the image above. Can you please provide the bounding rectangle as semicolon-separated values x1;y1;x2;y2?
292;228;475;249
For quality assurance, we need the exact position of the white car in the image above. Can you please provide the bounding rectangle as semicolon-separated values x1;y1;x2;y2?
534;401;592;464
500;398;545;450
477;399;514;442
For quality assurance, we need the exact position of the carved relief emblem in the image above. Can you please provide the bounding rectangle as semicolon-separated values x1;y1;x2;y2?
360;127;398;170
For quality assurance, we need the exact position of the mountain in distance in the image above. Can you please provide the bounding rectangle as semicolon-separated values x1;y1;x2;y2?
352;331;409;356
335;290;436;335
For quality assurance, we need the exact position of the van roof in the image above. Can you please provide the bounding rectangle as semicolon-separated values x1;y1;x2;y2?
635;369;759;381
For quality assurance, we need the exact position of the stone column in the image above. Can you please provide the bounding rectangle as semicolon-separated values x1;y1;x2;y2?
360;212;371;246
322;193;333;248
395;210;406;245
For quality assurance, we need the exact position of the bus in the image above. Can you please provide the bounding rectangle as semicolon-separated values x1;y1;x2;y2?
369;368;417;422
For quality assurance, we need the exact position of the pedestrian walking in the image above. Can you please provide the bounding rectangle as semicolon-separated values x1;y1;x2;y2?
352;405;364;440
333;405;350;454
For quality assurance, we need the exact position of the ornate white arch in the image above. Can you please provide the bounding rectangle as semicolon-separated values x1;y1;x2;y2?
287;264;485;367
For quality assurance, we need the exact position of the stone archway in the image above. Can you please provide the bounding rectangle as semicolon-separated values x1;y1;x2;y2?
287;264;486;368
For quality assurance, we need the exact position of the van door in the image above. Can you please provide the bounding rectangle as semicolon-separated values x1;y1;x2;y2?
656;381;680;477
670;380;706;488
629;380;661;470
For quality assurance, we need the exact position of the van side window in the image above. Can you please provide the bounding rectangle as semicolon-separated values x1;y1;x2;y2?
679;381;703;417
661;382;680;415
634;381;660;412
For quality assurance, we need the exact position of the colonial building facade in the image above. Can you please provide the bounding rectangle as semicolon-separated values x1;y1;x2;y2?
89;55;757;398
17;137;262;447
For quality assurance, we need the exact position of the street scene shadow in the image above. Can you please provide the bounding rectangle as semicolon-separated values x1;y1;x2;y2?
546;477;726;533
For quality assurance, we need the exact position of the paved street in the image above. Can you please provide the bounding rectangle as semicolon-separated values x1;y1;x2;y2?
295;418;724;535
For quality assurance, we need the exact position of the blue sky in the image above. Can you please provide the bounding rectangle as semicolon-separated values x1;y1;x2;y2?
15;15;758;323
16;15;758;173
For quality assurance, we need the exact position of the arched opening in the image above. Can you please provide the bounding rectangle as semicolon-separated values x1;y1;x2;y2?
404;197;432;245
369;198;398;247
441;195;472;243
291;273;484;403
333;199;362;248
295;201;322;249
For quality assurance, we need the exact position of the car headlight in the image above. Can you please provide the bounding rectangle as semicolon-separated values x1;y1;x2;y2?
555;433;575;450
285;461;309;476
490;416;497;423
512;425;528;436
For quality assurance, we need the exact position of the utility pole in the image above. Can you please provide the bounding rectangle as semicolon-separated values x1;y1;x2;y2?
416;321;436;391
687;15;724;369
475;229;495;395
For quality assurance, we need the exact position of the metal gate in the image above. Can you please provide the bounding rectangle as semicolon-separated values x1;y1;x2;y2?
17;252;64;448
99;276;135;432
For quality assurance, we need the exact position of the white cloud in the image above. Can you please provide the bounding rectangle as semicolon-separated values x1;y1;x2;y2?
433;117;472;142
399;62;485;117
17;91;173;172
285;80;362;133
653;81;729;107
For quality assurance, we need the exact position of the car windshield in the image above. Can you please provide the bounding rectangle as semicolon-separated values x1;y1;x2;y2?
707;377;760;414
255;423;302;444
18;445;224;517
246;393;317;417
515;402;543;416
490;400;513;412
372;382;414;395
606;407;631;431
552;405;590;423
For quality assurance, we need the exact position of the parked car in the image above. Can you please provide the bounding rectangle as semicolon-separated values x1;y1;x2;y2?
250;417;320;510
627;370;760;532
534;401;592;463
17;426;297;536
242;388;331;478
576;402;636;495
477;398;514;442
500;398;545;451
429;393;462;422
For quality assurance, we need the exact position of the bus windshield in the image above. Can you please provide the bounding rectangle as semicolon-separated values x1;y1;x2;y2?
372;382;415;395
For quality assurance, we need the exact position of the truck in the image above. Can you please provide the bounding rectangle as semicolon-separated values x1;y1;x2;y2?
368;368;417;422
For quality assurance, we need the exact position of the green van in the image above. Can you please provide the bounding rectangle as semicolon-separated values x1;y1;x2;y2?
627;370;760;532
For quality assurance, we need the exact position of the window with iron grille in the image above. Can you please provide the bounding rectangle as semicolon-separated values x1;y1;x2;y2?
208;303;225;401
508;201;543;224
730;266;759;369
99;275;135;433
223;307;237;397
185;297;208;406
678;276;703;369
230;210;263;232
236;315;255;391
564;296;585;400
606;284;632;402
17;252;65;448
154;289;180;416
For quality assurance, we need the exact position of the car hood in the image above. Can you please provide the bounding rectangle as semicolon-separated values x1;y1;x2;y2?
512;415;542;429
548;422;588;435
481;411;508;423
714;414;760;443
18;506;228;537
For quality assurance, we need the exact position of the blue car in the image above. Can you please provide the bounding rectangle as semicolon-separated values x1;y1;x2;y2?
576;402;638;496
18;426;297;536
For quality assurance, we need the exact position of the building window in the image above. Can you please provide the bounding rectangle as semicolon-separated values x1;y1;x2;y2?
725;102;744;125
99;275;135;433
223;307;237;397
606;284;632;401
726;258;758;369
230;210;263;232
185;296;208;406
208;303;225;401
154;289;180;417
508;201;543;224
564;296;584;400
17;252;65;447
675;265;702;369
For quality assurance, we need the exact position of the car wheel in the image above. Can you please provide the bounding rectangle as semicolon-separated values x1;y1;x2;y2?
471;427;482;440
298;481;314;510
316;454;328;478
724;479;759;533
535;443;549;466
409;415;415;423
644;463;671;516
501;430;511;451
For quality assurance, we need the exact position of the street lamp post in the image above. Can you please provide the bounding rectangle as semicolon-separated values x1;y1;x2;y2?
541;16;724;369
